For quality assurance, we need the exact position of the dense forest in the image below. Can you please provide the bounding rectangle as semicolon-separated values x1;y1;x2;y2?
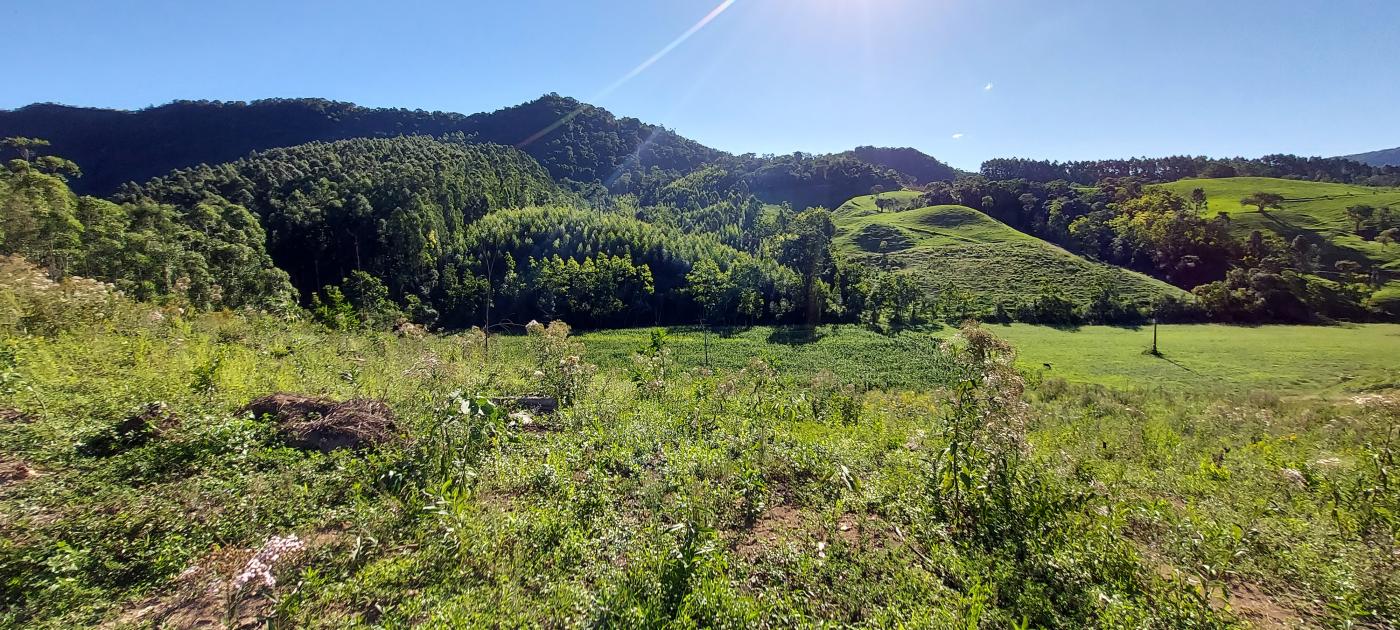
2;95;1397;330
839;146;964;186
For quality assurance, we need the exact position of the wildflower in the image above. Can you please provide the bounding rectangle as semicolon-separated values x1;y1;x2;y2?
230;534;305;592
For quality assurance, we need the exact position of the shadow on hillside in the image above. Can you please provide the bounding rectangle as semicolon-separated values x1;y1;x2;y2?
767;326;825;346
717;325;754;339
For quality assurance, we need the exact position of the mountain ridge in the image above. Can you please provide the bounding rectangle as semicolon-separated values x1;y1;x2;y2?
0;95;956;198
1342;146;1400;167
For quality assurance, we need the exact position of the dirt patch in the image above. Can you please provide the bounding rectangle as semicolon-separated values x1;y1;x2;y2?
508;410;556;434
242;394;397;453
1154;564;1318;629
735;505;807;560
835;513;862;546
0;458;40;486
732;506;898;561
1226;581;1315;629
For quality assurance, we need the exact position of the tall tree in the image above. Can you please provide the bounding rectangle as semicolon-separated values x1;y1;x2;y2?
776;208;836;326
685;259;733;365
1189;188;1208;213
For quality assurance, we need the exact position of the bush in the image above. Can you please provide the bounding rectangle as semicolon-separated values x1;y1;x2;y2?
0;256;127;336
525;320;596;405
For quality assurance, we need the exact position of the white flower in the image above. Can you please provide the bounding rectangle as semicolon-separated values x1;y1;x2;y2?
230;534;305;592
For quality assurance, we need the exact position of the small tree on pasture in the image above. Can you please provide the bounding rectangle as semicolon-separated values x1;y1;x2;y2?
1240;192;1285;214
1345;204;1375;234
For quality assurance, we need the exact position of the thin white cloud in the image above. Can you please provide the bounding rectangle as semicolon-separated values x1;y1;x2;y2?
951;133;965;140
984;83;994;91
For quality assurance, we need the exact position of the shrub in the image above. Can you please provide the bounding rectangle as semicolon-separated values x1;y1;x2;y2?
0;255;126;336
525;320;596;405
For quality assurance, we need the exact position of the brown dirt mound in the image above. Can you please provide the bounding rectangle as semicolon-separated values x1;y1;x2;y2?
241;394;397;453
735;505;807;560
1226;581;1318;629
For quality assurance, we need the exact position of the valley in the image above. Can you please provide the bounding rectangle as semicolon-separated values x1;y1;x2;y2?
2;86;1398;630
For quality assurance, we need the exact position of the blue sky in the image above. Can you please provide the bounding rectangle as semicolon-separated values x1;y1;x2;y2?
5;0;1398;170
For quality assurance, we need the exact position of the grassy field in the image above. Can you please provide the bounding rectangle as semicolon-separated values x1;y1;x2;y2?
830;195;1186;308
3;312;1396;627
1156;177;1400;273
833;189;925;217
993;323;1400;393
572;323;1400;395
2;280;1397;627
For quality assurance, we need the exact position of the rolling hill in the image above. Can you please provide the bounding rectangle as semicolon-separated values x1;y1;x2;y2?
0;96;722;196
832;194;1188;309
0;96;955;205
833;189;926;217
1342;146;1400;167
838;147;963;185
1156;177;1400;272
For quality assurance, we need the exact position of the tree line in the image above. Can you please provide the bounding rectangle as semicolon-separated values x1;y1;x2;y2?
981;155;1400;186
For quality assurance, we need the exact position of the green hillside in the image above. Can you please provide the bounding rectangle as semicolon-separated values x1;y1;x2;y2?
1156;177;1400;271
833;190;925;217
832;196;1187;308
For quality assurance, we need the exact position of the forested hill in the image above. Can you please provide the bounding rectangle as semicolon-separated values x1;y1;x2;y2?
0;95;723;196
839;146;964;185
118;136;563;315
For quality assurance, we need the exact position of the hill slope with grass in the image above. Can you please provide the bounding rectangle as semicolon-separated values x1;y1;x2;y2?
833;190;926;217
832;195;1188;311
1157;177;1400;272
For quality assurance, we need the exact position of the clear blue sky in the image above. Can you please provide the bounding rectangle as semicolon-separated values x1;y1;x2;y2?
6;0;1398;170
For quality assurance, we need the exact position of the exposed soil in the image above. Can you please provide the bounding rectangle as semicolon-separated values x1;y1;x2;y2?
1226;581;1316;629
735;504;807;560
0;457;40;486
0;408;35;424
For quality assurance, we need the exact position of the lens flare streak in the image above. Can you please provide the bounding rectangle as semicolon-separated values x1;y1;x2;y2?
518;0;739;148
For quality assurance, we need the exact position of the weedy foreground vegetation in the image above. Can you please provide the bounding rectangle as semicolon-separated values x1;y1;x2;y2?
0;261;1396;629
